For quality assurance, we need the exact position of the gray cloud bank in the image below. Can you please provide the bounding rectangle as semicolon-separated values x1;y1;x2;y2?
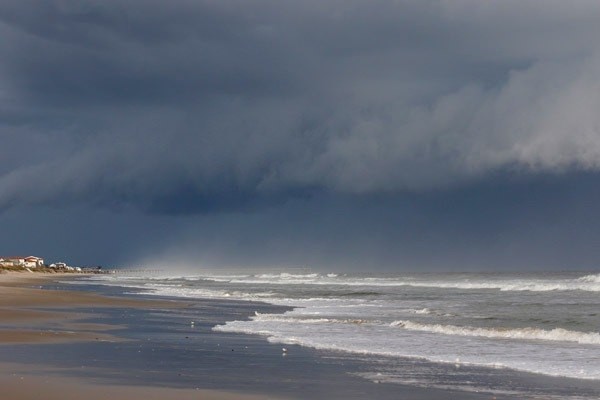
2;1;600;214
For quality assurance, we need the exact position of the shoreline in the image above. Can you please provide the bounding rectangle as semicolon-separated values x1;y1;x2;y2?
0;272;283;400
2;271;599;399
0;271;184;344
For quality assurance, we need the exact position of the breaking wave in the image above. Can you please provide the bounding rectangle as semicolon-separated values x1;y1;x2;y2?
251;312;371;325
577;273;600;283
390;320;600;345
193;272;600;292
400;280;600;292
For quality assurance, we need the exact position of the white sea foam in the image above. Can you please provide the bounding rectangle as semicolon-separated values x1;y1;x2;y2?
577;273;600;283
389;321;600;345
400;280;600;292
191;272;600;292
251;312;372;325
409;308;432;314
116;283;277;302
214;319;600;380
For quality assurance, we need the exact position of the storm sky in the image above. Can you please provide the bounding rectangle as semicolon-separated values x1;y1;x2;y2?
2;1;600;271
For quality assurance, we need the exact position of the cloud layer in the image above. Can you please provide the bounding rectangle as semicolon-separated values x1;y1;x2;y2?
2;1;600;214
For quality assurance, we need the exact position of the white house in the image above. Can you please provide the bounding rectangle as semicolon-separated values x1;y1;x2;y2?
24;256;44;268
0;256;44;268
0;256;26;267
49;262;68;270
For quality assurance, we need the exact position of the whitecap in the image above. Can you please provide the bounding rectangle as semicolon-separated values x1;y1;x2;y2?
389;320;600;345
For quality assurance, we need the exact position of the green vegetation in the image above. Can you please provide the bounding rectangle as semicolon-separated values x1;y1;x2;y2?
0;265;78;273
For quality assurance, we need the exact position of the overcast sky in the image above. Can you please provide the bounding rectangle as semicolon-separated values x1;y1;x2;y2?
2;1;600;271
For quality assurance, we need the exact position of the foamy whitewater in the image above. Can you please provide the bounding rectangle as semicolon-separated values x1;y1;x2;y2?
76;271;600;396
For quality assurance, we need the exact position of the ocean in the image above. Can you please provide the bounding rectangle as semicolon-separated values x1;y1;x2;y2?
74;271;600;398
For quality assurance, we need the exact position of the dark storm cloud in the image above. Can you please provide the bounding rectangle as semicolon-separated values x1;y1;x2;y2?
2;1;600;215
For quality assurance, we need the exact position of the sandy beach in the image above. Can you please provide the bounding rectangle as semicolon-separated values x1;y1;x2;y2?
0;272;175;344
0;272;284;400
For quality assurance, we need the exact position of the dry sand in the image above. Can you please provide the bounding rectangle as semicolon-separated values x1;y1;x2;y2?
0;272;283;400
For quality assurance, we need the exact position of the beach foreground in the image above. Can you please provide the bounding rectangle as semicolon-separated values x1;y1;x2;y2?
0;272;282;400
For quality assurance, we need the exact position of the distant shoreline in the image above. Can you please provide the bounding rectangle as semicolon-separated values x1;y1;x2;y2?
0;265;90;274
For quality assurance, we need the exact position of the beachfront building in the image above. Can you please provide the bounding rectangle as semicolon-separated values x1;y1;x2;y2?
0;256;26;267
24;256;44;268
49;262;74;271
0;256;44;268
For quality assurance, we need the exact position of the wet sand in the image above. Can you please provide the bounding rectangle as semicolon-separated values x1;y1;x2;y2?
0;367;279;400
0;272;179;344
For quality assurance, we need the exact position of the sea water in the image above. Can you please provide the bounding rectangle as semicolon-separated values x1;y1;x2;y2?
76;271;600;397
